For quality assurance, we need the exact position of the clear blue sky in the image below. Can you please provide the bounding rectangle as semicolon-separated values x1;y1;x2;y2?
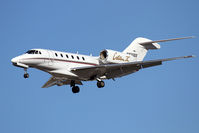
1;0;199;133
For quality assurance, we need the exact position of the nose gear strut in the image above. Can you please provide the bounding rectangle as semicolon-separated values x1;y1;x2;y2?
24;68;29;78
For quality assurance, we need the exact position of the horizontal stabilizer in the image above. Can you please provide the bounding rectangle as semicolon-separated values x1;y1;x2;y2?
140;36;194;45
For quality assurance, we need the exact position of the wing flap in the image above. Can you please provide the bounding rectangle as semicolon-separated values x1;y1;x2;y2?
141;61;162;68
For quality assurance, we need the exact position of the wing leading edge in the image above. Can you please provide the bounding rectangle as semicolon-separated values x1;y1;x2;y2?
71;55;195;80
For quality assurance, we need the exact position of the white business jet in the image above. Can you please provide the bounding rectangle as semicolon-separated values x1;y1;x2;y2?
11;36;194;93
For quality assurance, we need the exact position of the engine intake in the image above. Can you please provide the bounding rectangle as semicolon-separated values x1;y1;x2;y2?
99;49;134;64
100;50;108;60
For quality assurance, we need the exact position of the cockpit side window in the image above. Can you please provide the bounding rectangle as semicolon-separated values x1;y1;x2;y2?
26;50;41;54
26;50;35;54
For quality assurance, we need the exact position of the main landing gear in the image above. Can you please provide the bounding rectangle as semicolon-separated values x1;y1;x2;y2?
23;68;29;78
97;80;105;88
70;80;80;94
70;79;105;94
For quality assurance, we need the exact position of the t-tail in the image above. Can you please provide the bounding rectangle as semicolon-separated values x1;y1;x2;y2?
122;36;194;61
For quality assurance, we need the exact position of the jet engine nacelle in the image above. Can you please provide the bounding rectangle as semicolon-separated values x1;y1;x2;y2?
99;49;133;64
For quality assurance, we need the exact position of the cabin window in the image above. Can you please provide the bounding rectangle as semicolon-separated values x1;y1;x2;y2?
82;57;85;60
71;55;74;59
39;51;42;54
77;56;79;60
66;54;69;58
55;53;58;57
60;54;63;57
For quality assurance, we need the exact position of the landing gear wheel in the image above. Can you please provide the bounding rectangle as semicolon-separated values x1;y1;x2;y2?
97;81;105;88
24;73;29;78
72;86;80;93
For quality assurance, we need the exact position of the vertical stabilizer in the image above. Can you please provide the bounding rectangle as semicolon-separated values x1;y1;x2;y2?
123;37;160;61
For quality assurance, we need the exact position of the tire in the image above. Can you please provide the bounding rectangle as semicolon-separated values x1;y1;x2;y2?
72;86;80;93
24;73;29;78
97;81;105;88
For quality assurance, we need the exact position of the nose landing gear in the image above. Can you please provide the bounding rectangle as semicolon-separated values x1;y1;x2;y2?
23;68;29;79
24;73;29;78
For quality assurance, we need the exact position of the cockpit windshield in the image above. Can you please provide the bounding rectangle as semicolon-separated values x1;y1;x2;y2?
26;50;41;54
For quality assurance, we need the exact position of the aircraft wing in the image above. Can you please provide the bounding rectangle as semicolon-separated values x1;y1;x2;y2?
42;77;83;88
42;77;57;88
71;55;194;80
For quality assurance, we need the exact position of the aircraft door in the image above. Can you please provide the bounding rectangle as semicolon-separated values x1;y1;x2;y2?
47;50;54;65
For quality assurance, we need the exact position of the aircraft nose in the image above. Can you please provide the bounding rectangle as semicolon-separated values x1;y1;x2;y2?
11;57;18;63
